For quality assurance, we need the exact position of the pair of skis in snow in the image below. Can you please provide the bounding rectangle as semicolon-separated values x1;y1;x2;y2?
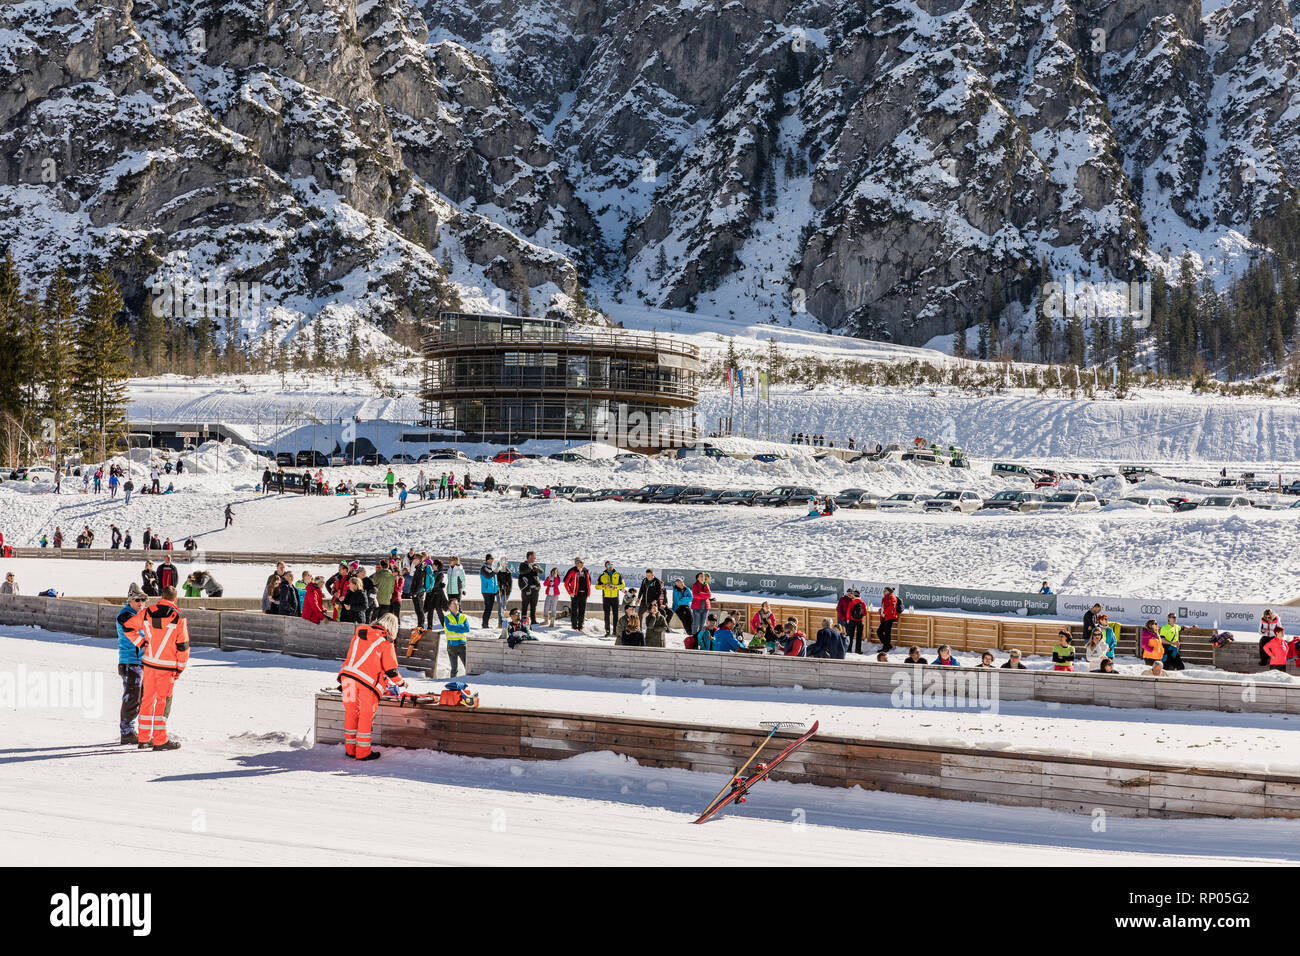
693;719;819;824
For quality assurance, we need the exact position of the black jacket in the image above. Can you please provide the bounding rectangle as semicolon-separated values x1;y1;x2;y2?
141;569;159;597
517;562;542;592
637;577;665;611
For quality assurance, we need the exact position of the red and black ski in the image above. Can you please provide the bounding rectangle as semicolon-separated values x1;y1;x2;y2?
693;720;819;824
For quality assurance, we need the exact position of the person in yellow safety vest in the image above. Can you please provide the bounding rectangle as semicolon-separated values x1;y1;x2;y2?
597;561;624;637
1158;613;1185;670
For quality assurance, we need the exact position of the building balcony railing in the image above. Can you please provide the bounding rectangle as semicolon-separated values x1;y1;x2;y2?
421;325;700;362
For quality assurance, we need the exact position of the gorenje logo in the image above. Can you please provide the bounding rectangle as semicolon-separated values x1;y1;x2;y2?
49;887;151;936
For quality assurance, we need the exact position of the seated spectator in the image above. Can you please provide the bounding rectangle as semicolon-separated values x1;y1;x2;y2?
691;613;719;651
712;617;745;652
1052;629;1076;671
1084;626;1111;666
875;652;889;662
902;646;928;665
775;622;806;657
1000;648;1026;669
503;609;537;648
1141;660;1168;677
1097;658;1116;674
977;651;995;668
620;612;646;647
1;571;17;595
808;619;847;659
933;645;960;666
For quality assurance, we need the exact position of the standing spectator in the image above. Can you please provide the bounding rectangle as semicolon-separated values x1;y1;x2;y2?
1264;624;1290;671
150;466;161;494
385;468;396;497
563;558;591;629
518;552;542;626
110;524;122;549
444;598;470;676
847;589;868;654
372;560;397;621
445;556;466;604
1159;613;1185;670
326;563;351;621
495;559;513;626
277;572;302;616
302;574;326;624
123;478;133;504
1083;603;1102;639
479;554;499;627
836;589;853;633
115;591;149;744
123;529;132;550
408;555;430;629
108;471;119;497
877;587;899;651
141;560;160;597
670;577;693;632
1;571;17;595
53;527;64;549
542;567;562;627
597;561;624;636
1038;581;1052;594
1139;619;1163;667
158;555;178;591
1260;609;1280;665
636;569;664;617
690;572;712;634
427;558;449;629
341;576;367;624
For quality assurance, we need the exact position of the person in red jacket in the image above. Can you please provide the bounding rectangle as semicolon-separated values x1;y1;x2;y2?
158;555;178;591
877;587;899;651
1264;624;1290;671
749;602;777;639
563;558;591;629
338;614;406;760
835;590;853;632
302;574;326;624
776;621;806;656
847;589;868;654
130;587;190;750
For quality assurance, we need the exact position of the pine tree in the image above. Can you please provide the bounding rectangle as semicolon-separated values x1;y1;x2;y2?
952;324;968;358
0;253;23;458
136;295;166;373
1034;308;1054;363
41;268;78;465
1065;312;1085;367
653;247;668;281
73;269;131;459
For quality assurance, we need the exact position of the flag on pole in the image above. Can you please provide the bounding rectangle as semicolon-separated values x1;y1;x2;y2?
727;367;733;397
738;368;744;399
759;371;769;401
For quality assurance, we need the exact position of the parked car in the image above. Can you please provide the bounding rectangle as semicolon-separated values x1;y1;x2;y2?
923;490;984;513
1164;496;1198;512
1179;477;1214;487
1120;466;1158;483
359;454;389;466
648;485;707;504
978;490;1048;513
275;452;295;467
755;485;819;506
420;448;470;462
328;455;349;467
878;492;927;512
681;489;730;505
948;457;972;470
389;453;418;464
834;489;881;509
1215;477;1246;489
492;450;525;464
551;485;594;500
1063;471;1095;483
1115;495;1174;513
1199;494;1253;510
1246;479;1274;492
296;450;329;467
901;451;945;468
1033;473;1059;490
24;466;56;484
675;445;729;460
753;453;784;463
614;452;648;462
718;489;762;506
1041;492;1101;512
992;462;1042;481
625;484;669;503
548;452;590;462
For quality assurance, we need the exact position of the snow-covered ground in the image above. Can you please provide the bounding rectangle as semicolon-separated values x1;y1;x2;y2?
5;628;1298;865
3;470;1299;603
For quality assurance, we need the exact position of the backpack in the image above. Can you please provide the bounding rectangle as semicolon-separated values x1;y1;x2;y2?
683;633;697;650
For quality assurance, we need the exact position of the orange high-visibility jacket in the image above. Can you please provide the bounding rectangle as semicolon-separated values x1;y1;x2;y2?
134;599;190;673
338;624;401;696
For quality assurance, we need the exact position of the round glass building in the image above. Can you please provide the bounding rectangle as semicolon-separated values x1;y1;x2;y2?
420;313;701;449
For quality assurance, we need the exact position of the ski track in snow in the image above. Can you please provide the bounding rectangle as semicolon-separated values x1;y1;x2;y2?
4;629;1298;866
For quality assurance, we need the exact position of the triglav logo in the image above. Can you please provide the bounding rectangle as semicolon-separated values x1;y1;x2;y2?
890;668;1000;714
50;887;151;936
1041;275;1152;329
150;278;262;321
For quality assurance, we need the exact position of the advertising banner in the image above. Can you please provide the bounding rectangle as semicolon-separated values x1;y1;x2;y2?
659;568;841;599
898;584;1057;617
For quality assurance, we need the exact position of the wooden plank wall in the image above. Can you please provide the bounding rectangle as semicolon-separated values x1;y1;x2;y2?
312;694;1300;820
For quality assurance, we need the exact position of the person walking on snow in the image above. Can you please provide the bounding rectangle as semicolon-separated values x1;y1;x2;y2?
385;468;396;498
338;614;405;760
225;503;234;527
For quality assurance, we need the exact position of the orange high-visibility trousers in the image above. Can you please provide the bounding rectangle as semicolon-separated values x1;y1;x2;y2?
342;678;379;758
139;668;178;745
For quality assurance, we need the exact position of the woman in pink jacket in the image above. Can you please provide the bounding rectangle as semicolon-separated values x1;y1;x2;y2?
301;574;327;624
690;573;712;634
543;568;562;627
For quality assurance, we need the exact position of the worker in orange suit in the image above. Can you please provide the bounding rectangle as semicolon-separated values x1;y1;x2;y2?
338;613;405;760
131;585;190;751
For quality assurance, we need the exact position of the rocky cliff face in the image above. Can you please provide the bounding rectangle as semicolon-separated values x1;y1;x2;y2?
2;0;1297;347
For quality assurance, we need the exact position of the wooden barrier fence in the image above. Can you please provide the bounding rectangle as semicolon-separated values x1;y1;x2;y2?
313;694;1300;819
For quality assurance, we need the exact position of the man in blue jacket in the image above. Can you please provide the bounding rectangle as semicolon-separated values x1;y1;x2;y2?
116;592;149;744
712;617;746;652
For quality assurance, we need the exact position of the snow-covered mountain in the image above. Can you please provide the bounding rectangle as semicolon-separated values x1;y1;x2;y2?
2;0;1298;347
